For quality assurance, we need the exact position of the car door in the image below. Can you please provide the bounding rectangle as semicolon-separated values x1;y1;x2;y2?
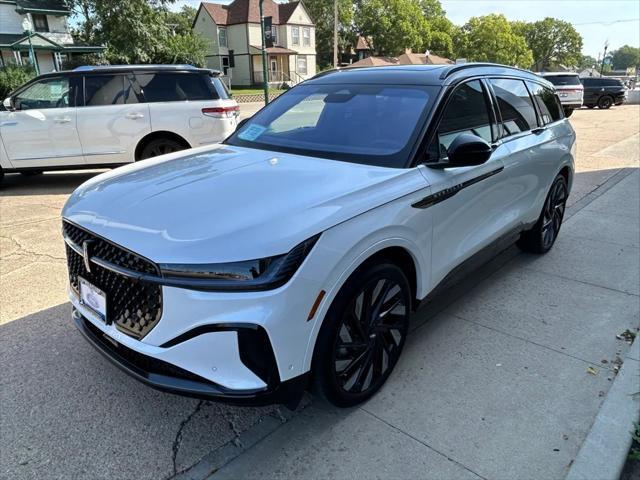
418;79;511;287
0;75;84;168
581;78;597;104
487;78;557;226
75;73;151;165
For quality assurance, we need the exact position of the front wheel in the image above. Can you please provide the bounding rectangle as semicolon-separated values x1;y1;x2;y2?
517;174;568;254
312;262;411;407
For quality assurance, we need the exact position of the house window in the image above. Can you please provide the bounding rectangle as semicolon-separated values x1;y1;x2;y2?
302;27;310;46
271;25;278;45
292;26;299;46
221;56;229;75
32;14;49;32
297;55;307;75
218;27;227;48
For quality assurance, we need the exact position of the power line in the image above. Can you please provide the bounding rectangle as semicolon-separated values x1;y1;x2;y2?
572;18;640;26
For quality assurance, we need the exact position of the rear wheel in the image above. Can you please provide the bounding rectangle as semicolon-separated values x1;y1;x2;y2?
598;96;613;109
139;138;186;160
517;174;568;254
313;262;411;407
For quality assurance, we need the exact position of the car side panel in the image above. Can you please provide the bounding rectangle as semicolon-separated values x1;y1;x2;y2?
77;103;152;165
147;99;238;147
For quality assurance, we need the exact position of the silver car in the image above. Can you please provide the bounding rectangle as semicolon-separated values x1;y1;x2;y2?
540;72;583;117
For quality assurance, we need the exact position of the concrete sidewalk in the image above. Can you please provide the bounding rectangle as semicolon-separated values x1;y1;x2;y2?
209;170;640;479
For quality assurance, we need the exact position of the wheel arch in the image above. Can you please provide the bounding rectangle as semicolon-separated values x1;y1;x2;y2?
134;131;191;160
302;234;427;374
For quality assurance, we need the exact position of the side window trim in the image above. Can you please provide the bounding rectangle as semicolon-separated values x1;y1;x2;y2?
523;81;544;128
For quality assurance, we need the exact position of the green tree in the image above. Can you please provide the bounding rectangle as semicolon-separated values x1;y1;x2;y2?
303;0;354;69
513;17;583;70
610;45;640;70
163;5;198;36
577;54;598;70
68;0;206;66
355;0;430;56
424;3;456;58
456;14;533;67
418;0;446;18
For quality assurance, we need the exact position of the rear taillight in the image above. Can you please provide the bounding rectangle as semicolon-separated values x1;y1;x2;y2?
202;105;239;118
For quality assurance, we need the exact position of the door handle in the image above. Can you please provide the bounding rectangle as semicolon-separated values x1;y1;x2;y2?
53;117;71;124
125;112;144;120
531;127;546;134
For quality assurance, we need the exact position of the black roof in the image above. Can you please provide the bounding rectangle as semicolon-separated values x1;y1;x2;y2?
15;0;70;14
307;63;547;87
29;65;221;80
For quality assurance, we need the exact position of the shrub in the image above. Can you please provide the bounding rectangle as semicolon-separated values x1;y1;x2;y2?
0;64;36;99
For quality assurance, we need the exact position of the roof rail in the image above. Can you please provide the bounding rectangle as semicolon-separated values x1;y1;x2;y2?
439;62;533;79
73;64;198;71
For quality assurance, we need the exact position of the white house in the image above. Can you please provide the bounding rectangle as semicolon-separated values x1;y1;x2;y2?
0;0;103;72
193;0;317;87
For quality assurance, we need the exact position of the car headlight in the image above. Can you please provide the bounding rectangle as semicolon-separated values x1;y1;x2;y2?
158;234;320;291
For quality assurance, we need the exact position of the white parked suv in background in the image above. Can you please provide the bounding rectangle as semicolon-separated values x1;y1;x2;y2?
540;72;583;117
63;63;575;408
0;65;238;185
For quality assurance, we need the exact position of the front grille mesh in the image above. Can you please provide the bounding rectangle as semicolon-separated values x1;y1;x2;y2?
64;221;163;339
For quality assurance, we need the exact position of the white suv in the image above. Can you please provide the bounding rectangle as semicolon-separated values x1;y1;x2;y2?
0;65;238;185
540;72;583;117
63;64;575;408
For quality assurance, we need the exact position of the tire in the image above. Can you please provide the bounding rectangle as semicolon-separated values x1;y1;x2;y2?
312;261;411;407
139;138;186;160
563;108;574;118
598;95;613;109
517;174;568;254
20;170;43;176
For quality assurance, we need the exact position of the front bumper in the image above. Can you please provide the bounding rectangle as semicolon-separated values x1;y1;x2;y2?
73;308;308;407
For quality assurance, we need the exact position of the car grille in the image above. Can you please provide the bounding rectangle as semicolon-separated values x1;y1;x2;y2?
63;221;163;340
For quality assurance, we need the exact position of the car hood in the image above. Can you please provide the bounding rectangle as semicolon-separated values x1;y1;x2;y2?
63;145;428;263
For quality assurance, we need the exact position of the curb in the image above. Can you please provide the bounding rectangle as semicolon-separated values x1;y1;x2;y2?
565;339;640;480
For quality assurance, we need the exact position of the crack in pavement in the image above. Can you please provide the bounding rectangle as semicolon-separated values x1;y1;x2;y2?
0;234;65;262
169;400;205;479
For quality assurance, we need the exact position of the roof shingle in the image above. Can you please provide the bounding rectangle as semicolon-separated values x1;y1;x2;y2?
201;0;309;26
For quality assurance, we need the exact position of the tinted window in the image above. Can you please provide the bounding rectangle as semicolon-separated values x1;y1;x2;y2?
603;78;623;87
581;77;596;86
490;79;538;136
427;80;493;161
226;83;436;168
527;82;563;124
543;75;581;86
137;73;214;102
84;75;125;106
210;77;231;100
14;77;71;110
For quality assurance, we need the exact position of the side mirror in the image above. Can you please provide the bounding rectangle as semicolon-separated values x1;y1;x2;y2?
2;97;14;111
446;133;492;167
237;117;249;129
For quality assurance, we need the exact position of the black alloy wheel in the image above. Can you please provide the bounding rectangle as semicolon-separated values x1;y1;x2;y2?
540;177;567;250
313;263;411;407
598;96;613;109
517;174;568;254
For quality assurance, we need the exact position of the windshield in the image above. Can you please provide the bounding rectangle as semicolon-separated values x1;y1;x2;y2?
544;75;581;86
225;83;437;168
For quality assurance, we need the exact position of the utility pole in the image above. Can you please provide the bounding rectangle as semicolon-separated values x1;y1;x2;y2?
259;0;269;105
600;40;609;75
333;0;338;68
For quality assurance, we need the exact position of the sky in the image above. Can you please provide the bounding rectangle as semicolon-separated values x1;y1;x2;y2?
174;0;640;59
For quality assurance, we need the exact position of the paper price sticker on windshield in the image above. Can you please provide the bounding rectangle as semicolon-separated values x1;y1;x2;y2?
238;124;266;141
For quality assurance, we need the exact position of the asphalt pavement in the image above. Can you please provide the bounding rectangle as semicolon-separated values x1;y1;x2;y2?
0;105;638;479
